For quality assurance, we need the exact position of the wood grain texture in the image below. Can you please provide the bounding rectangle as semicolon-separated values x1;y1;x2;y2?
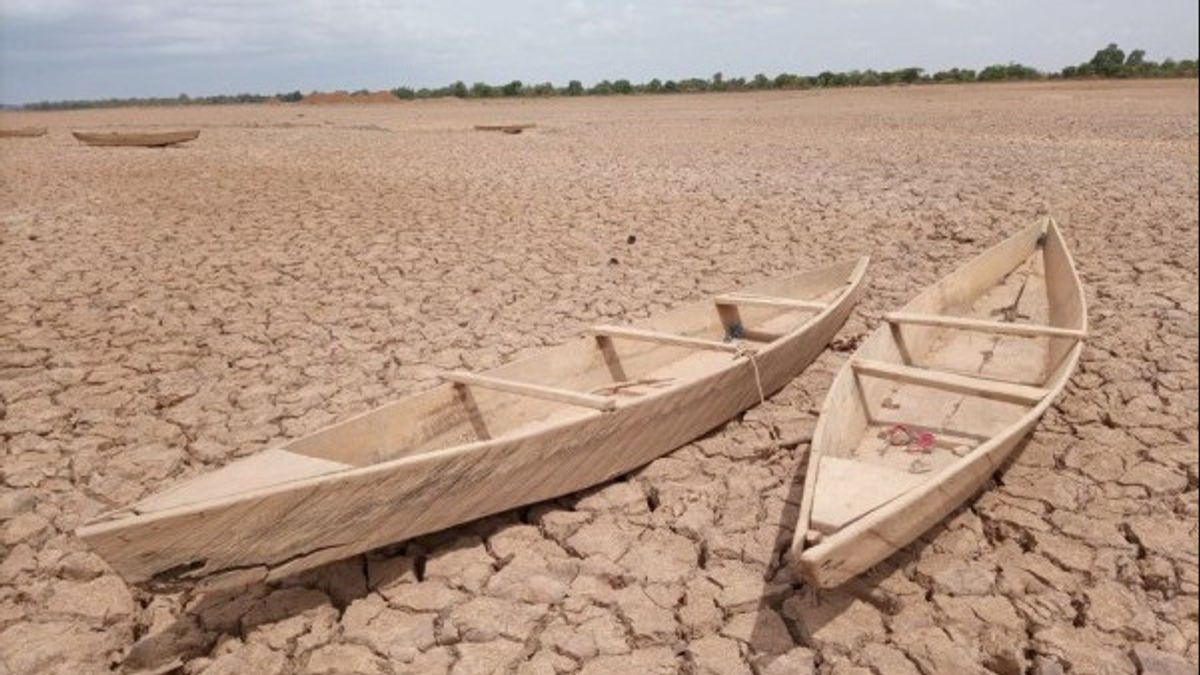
589;325;747;354
883;312;1086;340
851;359;1050;405
72;130;200;147
714;294;826;311
78;256;869;590
791;219;1085;588
441;370;617;411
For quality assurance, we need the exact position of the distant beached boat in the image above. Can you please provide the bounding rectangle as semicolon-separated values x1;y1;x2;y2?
0;126;48;138
474;123;536;134
72;129;200;147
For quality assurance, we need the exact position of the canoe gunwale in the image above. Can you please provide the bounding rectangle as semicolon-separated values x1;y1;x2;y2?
791;219;1086;587
78;256;870;543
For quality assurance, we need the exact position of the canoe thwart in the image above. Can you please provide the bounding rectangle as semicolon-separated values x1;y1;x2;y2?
441;371;616;411
589;325;751;354
714;294;826;311
851;359;1049;405
884;312;1086;340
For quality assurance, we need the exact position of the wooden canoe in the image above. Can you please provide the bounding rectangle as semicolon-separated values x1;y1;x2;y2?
72;129;200;147
78;257;869;591
791;218;1085;587
0;126;48;138
474;123;535;134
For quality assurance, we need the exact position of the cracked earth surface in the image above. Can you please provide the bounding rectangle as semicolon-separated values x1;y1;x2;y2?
0;80;1196;674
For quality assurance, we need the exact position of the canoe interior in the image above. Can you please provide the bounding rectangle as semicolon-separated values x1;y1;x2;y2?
807;221;1084;535
133;259;863;516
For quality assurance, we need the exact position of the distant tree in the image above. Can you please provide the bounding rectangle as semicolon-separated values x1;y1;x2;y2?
501;80;523;96
1090;43;1126;76
566;80;584;96
471;82;496;97
711;71;725;91
530;81;556;96
978;63;1040;81
645;78;663;93
1125;49;1146;67
590;80;614;95
894;67;924;84
612;79;633;94
751;73;771;89
773;73;796;88
390;86;416;100
662;80;679;92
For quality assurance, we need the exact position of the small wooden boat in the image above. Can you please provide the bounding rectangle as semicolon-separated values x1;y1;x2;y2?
791;219;1085;587
0;126;47;138
72;129;200;147
474;123;535;134
79;258;869;590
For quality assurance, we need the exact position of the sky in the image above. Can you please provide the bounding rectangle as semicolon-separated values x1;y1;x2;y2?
1;0;1197;104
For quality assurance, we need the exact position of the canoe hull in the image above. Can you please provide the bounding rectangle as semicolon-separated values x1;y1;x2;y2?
72;130;200;147
791;219;1085;587
79;259;868;590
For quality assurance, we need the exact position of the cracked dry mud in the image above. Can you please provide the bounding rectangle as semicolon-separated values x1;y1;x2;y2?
1;80;1196;675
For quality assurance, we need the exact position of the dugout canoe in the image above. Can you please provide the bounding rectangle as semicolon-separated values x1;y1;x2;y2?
72;129;200;147
474;123;535;134
0;126;48;138
79;257;870;590
791;219;1085;587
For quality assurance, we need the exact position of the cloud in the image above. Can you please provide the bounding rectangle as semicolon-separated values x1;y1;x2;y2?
1;0;478;60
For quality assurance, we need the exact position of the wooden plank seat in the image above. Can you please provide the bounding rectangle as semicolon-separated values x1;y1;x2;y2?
851;359;1049;405
714;293;827;311
589;325;752;354
441;371;616;411
884;312;1086;340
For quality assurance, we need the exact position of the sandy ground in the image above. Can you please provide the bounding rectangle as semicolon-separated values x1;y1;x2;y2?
0;80;1197;675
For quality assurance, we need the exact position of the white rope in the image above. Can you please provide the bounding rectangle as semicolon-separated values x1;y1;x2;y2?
734;343;781;445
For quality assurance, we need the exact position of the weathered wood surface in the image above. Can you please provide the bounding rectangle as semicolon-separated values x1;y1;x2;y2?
72;130;200;147
589;324;747;354
441;370;617;411
714;293;826;311
884;311;1087;340
851;358;1050;405
78;256;869;590
791;219;1085;588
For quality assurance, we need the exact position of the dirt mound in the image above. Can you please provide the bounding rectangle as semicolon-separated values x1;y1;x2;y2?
302;90;396;104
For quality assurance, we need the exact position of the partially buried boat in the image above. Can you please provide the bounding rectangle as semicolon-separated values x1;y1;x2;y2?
79;257;869;590
72;129;200;147
791;218;1085;587
0;126;48;138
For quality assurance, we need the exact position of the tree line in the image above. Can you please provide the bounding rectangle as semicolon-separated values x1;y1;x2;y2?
21;44;1197;110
